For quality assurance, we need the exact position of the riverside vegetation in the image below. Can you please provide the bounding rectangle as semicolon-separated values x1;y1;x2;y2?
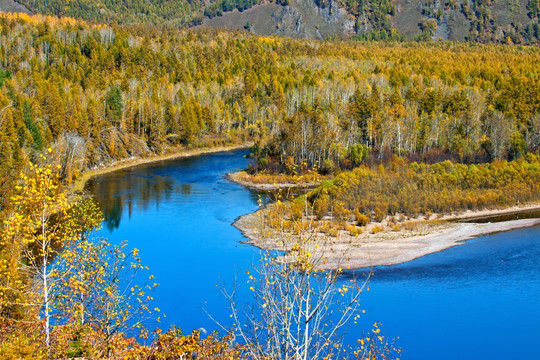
0;9;539;359
305;155;540;225
233;155;540;269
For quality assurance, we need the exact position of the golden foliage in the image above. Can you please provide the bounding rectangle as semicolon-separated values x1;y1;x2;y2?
308;155;540;225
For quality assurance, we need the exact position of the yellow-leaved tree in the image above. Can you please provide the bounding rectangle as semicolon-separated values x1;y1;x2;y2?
53;238;159;357
0;153;158;357
0;153;102;348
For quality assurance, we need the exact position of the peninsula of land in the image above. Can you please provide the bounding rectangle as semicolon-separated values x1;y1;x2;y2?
226;170;325;191
233;202;540;270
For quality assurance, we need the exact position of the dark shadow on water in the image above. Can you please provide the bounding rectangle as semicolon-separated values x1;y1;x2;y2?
342;225;540;286
86;173;179;231
180;183;192;195
103;197;123;232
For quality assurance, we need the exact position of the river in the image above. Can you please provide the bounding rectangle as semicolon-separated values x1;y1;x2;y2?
86;149;540;359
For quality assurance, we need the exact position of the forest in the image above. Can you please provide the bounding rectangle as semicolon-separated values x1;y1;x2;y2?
0;10;538;358
0;11;539;218
17;0;268;27
305;155;540;226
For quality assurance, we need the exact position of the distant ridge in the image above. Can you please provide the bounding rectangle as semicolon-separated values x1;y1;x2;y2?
9;0;540;43
199;0;355;40
200;0;540;43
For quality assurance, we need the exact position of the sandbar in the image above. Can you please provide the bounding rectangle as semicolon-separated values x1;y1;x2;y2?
233;204;540;270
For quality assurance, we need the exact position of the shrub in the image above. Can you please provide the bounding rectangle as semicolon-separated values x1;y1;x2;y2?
374;207;387;222
258;156;268;170
314;194;330;219
291;197;305;220
346;224;363;236
321;159;335;174
355;211;370;226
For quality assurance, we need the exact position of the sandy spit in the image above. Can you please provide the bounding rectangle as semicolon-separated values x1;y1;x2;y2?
233;205;540;270
226;171;321;191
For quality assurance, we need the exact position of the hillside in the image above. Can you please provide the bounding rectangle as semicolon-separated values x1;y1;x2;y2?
389;0;538;42
7;0;540;43
199;0;355;39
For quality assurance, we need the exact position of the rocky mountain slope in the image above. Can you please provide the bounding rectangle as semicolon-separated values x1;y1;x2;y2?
201;0;539;43
3;0;539;43
200;0;355;39
389;0;538;42
0;0;30;14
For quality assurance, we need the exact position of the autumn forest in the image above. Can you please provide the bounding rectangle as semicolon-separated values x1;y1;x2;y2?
0;7;539;359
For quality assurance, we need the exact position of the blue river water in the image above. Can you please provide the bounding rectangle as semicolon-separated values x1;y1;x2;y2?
86;149;540;359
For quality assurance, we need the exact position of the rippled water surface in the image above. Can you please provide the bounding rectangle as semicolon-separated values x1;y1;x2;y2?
87;150;540;359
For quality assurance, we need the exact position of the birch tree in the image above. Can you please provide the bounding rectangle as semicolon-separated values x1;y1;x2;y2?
0;154;101;348
225;196;399;359
54;239;159;356
1;157;158;355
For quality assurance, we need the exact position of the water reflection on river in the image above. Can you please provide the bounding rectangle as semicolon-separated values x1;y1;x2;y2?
87;150;540;360
87;174;180;232
86;150;261;334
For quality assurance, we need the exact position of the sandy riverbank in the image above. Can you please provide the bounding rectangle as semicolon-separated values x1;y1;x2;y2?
233;203;540;270
71;143;251;193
